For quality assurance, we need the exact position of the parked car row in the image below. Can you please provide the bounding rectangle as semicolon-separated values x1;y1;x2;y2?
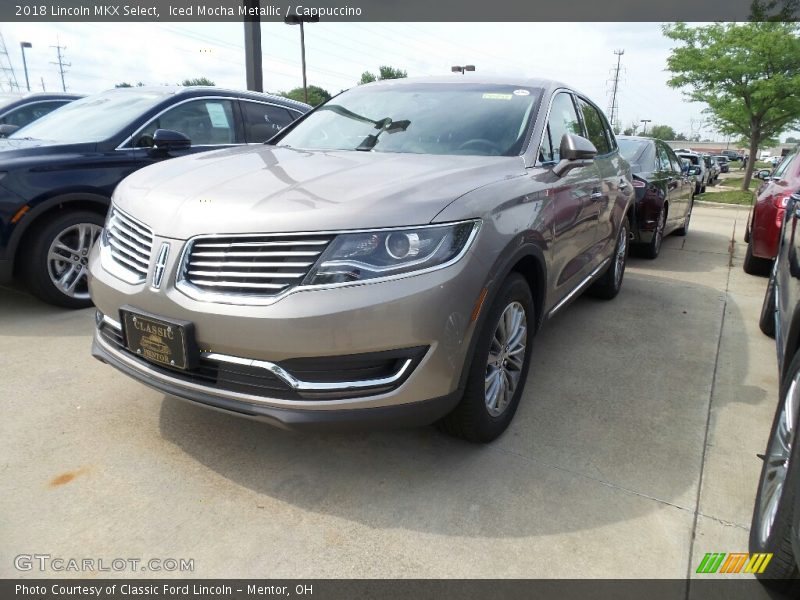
0;92;82;137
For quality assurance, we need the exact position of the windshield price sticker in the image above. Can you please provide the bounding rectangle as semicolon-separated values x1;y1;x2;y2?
482;93;513;100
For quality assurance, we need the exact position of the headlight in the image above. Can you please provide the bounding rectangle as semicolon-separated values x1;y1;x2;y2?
302;220;480;286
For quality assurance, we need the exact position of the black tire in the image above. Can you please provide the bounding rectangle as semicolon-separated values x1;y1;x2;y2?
642;205;666;260
588;216;630;300
438;273;535;443
675;200;693;237
743;239;773;276
21;210;105;309
701;183;707;193
759;268;777;338
749;351;800;591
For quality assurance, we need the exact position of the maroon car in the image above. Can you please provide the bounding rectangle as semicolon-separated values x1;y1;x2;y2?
744;152;800;275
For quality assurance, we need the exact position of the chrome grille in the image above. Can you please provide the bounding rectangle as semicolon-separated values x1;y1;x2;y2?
106;208;154;281
181;234;333;296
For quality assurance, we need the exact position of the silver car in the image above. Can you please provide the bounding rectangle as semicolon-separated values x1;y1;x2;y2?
89;77;634;442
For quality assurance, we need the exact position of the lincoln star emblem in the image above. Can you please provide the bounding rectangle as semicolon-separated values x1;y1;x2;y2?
152;243;170;289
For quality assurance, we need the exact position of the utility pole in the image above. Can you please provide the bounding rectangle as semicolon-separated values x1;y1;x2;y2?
243;0;263;92
40;76;45;91
0;30;20;93
285;14;319;104
640;119;651;136
606;49;624;132
50;37;70;92
20;42;32;92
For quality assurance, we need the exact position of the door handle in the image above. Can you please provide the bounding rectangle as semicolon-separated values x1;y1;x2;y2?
618;179;628;190
590;191;604;201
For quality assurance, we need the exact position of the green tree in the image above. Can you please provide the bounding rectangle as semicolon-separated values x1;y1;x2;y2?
786;136;800;143
663;22;800;190
646;124;678;140
115;82;144;88
359;65;407;85
280;85;331;106
181;77;215;86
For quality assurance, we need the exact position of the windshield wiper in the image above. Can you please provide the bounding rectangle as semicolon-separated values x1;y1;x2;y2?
355;117;410;151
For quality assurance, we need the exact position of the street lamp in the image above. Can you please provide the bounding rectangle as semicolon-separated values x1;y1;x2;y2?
640;119;652;136
20;42;32;92
451;65;475;75
284;14;319;104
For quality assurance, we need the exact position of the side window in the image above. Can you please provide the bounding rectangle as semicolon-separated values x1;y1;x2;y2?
539;92;581;163
0;100;69;127
242;102;295;143
576;98;611;155
666;147;683;173
133;99;236;148
655;143;672;172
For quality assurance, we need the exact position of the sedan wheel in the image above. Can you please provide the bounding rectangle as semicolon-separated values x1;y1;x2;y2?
643;206;666;259
47;223;102;301
22;210;106;308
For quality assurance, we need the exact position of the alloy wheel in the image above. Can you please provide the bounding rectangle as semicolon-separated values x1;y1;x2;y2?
613;224;628;287
46;223;102;300
485;301;527;417
757;371;800;545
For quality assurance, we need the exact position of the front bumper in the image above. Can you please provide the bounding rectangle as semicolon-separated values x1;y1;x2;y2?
88;231;489;426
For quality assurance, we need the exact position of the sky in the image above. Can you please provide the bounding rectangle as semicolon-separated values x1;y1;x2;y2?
0;22;794;142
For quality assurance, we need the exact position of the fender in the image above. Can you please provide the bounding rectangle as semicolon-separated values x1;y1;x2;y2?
453;235;548;395
5;191;109;263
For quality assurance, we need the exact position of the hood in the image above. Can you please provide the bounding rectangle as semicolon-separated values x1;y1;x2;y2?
0;138;96;162
115;145;526;238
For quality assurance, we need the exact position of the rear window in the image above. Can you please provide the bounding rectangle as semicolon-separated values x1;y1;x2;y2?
617;138;648;162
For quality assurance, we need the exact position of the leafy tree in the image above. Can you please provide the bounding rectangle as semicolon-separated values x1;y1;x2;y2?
674;132;688;141
786;136;800;143
663;22;800;190
359;65;407;85
115;82;144;88
181;77;215;86
280;85;331;106
646;124;678;140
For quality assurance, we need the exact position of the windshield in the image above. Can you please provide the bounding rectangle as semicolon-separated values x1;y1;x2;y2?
9;89;171;143
278;83;541;156
617;138;648;162
772;153;796;178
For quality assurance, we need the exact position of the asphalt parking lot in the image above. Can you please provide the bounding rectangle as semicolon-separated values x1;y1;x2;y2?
0;203;780;587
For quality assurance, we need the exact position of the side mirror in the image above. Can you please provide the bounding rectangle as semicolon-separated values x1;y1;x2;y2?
757;169;771;180
0;123;19;138
152;129;191;152
689;166;701;176
552;133;597;177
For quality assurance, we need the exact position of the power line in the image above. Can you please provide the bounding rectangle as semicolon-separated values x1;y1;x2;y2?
606;49;624;131
50;36;71;92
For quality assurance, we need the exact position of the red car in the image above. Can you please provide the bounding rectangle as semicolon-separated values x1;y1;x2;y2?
745;152;800;275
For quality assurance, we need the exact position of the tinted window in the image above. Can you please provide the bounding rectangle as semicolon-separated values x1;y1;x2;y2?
0;100;70;128
772;152;797;178
279;83;541;156
242;101;295;143
655;143;672;171
617;138;648;162
134;99;236;147
666;147;683;172
539;92;581;163
10;90;169;143
576;98;611;155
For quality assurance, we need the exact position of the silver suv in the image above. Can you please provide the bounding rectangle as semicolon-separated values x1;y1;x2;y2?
89;77;634;442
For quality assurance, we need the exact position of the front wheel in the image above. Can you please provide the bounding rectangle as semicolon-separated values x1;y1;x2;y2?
749;351;800;590
642;206;666;259
588;216;630;300
21;210;105;308
438;273;535;443
743;238;773;276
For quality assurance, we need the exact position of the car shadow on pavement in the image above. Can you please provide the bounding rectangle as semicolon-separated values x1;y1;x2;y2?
155;267;768;538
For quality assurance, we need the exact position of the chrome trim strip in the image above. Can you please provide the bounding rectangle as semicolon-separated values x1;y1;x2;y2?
94;326;412;410
102;315;122;330
205;352;413;392
174;220;482;306
547;258;611;318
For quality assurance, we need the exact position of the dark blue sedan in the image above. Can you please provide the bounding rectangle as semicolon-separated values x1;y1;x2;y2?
0;86;309;307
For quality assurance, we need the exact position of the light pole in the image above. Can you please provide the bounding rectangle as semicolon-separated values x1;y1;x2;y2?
285;14;319;104
640;119;652;136
451;65;475;75
20;42;32;92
